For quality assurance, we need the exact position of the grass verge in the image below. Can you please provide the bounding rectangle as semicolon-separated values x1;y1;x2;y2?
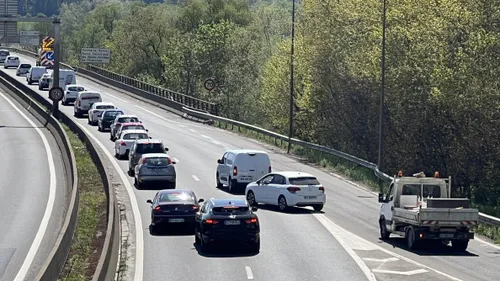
213;120;500;243
59;124;108;281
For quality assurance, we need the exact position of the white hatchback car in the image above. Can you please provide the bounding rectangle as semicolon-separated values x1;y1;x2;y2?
88;102;116;125
62;84;85;105
4;56;20;68
114;129;150;159
245;171;326;212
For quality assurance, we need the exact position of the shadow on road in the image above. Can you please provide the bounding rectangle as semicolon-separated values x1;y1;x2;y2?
379;236;479;257
192;242;259;258
148;224;195;237
255;204;325;215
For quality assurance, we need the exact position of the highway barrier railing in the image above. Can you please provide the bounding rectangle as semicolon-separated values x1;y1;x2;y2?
6;47;500;230
4;47;219;116
0;69;120;280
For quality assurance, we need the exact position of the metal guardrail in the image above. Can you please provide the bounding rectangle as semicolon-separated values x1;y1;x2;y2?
180;106;500;228
4;47;219;115
6;47;500;230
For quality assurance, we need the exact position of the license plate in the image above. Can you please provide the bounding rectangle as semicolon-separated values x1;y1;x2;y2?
168;218;184;223
224;220;240;225
304;196;317;199
439;233;454;238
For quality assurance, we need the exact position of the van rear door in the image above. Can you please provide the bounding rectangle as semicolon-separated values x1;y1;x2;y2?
235;152;271;182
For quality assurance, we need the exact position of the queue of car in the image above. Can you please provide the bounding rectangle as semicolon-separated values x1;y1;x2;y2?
6;55;328;254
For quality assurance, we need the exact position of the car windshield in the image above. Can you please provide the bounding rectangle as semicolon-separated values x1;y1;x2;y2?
145;157;171;166
288;177;321;185
119;117;140;123
212;206;250;215
123;133;148;140
68;86;84;91
158;192;194;203
136;143;164;154
104;111;124;119
122;125;144;131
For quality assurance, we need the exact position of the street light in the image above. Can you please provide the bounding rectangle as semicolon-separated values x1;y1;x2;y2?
378;0;387;192
287;0;296;154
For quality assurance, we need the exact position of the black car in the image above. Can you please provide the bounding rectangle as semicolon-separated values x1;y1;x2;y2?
147;189;202;234
195;198;260;253
98;109;124;131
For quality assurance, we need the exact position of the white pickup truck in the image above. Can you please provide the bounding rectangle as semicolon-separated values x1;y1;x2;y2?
378;172;478;251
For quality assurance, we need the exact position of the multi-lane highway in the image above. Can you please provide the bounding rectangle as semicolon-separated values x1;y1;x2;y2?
0;89;67;281
4;52;500;281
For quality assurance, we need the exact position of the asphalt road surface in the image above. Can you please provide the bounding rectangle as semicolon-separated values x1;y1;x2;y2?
5;53;500;281
0;88;67;281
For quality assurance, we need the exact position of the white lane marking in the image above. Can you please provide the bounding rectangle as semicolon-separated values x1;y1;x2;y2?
475;237;500;250
105;92;129;103
313;214;464;281
178;124;186;128
372;269;428;275
245;266;254;279
313;214;377;281
192;175;200;181
0;92;57;281
189;128;196;133
74;122;144;281
134;105;179;124
201;135;211;139
363;257;399;263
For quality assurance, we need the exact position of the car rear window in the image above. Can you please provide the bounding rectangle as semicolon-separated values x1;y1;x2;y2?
119;117;139;123
96;105;114;109
145;157;171;166
137;143;164;153
122;125;144;131
81;95;100;100
68;86;84;91
0;51;9;56
212;206;249;215
123;133;148;140
20;64;31;68
104;111;124;118
158;192;194;203
288;177;321;185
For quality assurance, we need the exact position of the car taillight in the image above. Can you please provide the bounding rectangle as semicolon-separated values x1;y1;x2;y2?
154;206;161;212
142;158;147;164
233;166;237;176
269;166;272;173
204;219;219;224
120;141;127;146
287;186;301;193
319;186;325;193
192;205;199;211
245;218;258;224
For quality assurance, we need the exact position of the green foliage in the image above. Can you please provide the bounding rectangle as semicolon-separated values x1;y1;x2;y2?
27;0;500;220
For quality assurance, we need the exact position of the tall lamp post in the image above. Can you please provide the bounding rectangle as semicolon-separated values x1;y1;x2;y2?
287;0;296;154
378;0;387;193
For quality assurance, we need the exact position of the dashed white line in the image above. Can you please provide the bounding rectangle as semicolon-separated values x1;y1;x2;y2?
0;92;57;281
105;92;129;103
372;269;428;275
363;257;399;263
178;124;187;128
245;266;254;279
201;135;211;139
134;105;179;124
189;128;197;133
192;175;200;181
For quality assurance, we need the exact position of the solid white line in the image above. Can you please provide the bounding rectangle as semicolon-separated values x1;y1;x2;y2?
363;257;399;263
189;128;197;133
475;237;500;250
0;92;57;281
192;175;200;181
245;266;254;279
105;92;129;103
134;105;179;124
372;268;428;275
73;119;144;280
313;214;464;281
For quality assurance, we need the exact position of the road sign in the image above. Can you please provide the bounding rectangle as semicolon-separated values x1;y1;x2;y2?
19;30;39;45
41;50;54;67
80;48;110;64
46;51;54;61
42;36;55;50
204;78;216;91
49;87;64;102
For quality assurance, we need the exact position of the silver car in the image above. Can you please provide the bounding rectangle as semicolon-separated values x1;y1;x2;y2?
134;153;176;189
128;139;169;175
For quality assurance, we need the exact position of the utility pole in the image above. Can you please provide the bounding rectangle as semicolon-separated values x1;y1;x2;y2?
52;18;61;118
378;0;387;193
287;0;296;154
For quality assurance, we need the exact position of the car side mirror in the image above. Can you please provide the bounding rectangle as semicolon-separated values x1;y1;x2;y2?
165;148;169;152
146;199;153;204
378;193;385;203
217;159;221;164
256;180;260;185
198;198;204;203
149;137;152;139
251;207;258;212
146;129;149;132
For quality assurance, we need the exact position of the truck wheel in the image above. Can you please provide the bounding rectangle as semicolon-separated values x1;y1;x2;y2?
379;218;390;240
406;227;418;250
451;239;469;252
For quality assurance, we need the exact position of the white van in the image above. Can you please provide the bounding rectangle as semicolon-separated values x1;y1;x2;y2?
74;91;102;118
26;66;47;84
216;149;272;192
49;69;77;89
0;49;10;64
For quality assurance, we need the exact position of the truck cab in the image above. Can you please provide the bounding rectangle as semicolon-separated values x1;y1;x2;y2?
378;171;478;251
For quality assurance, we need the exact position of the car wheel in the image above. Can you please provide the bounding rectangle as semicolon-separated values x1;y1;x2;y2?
169;181;176;189
246;191;257;206
278;195;288;212
250;239;260;253
87;117;91;124
229;178;238;193
115;150;120;159
149;224;158;235
313;204;324;212
216;173;222;189
128;168;134;177
200;236;210;253
195;230;201;244
98;125;102;132
134;177;140;189
379;218;390;240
